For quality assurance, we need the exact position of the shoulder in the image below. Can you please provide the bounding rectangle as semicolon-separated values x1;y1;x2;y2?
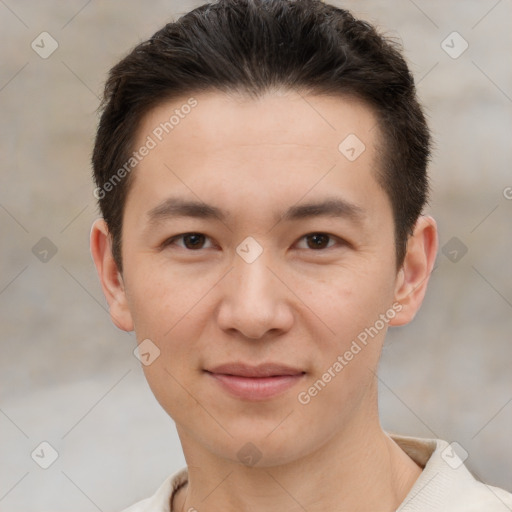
120;496;152;512
391;434;512;511
119;467;188;512
443;479;512;511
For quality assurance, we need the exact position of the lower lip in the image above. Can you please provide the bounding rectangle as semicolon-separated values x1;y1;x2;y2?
206;372;304;401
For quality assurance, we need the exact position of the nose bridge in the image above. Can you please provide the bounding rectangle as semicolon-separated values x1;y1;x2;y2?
216;245;292;338
238;250;271;290
233;234;274;295
232;248;276;310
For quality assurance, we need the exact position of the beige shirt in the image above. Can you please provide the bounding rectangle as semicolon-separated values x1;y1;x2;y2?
121;434;512;511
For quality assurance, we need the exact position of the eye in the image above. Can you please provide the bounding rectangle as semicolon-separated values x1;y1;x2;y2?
296;233;341;250
162;232;345;252
163;233;214;250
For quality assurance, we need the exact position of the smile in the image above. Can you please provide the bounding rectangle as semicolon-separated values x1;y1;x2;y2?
205;362;306;401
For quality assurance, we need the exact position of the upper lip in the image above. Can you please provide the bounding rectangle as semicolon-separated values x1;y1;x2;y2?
206;362;305;378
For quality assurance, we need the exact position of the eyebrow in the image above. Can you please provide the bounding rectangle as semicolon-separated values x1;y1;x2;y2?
145;196;365;227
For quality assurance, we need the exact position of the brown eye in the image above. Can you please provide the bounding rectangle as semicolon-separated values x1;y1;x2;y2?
306;233;330;249
182;233;206;249
298;233;337;250
164;233;213;250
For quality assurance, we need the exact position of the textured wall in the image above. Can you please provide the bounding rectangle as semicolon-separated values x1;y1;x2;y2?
0;1;511;510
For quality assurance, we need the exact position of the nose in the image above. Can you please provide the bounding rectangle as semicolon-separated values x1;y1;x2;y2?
216;251;294;340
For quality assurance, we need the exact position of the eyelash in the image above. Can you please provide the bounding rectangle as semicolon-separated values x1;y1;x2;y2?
161;232;346;252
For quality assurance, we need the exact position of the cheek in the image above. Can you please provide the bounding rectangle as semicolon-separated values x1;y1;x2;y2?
137;313;205;425
292;276;389;433
125;259;206;339
125;264;215;408
299;266;396;348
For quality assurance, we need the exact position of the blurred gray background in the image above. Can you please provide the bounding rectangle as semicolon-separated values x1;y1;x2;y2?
1;0;511;510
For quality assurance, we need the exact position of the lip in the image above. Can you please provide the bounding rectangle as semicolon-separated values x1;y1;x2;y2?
205;362;305;401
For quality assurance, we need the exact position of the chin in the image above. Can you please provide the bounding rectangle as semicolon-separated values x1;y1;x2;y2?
196;421;319;468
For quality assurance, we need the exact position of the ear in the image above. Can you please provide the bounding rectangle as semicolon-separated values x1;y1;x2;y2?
389;215;438;326
90;218;134;332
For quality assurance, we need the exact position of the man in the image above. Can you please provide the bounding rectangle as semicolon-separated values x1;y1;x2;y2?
90;0;512;510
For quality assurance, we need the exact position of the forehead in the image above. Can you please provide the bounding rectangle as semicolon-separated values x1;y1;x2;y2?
137;90;379;153
125;90;388;225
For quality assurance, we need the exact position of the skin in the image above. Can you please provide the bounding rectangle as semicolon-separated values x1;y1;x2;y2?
90;90;438;512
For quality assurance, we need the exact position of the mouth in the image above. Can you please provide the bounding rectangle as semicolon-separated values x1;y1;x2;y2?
204;362;306;401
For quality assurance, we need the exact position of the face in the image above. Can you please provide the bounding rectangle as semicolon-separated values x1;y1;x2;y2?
103;91;415;466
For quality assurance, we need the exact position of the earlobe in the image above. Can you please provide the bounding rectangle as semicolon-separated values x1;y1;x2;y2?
389;216;438;326
90;218;134;332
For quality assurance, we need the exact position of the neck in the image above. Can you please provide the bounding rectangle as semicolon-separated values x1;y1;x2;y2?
173;421;422;512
